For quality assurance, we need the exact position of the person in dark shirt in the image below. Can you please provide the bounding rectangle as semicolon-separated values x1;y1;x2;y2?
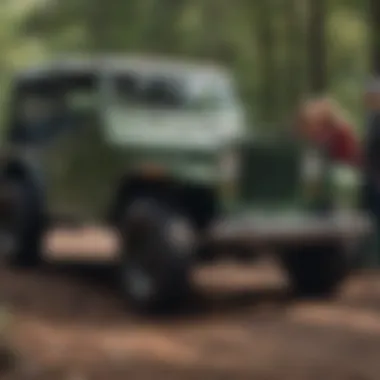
294;98;361;214
363;83;380;200
362;107;380;222
357;84;380;267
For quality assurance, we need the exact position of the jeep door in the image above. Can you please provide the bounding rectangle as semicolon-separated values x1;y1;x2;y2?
24;71;108;221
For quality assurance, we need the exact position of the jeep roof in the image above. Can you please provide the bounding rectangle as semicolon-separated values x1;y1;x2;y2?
15;55;232;81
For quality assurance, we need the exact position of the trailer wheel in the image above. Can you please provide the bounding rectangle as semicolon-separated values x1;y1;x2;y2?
119;198;195;313
281;243;349;298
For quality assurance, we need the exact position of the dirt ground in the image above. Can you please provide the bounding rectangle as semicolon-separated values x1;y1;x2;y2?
1;229;380;379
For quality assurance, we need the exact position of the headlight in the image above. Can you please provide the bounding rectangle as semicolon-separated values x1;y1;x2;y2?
330;164;359;207
301;149;324;182
301;149;325;201
219;150;240;202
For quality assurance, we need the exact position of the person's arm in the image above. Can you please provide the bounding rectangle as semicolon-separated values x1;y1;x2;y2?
331;124;362;166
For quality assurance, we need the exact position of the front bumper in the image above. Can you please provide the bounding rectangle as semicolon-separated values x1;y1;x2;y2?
207;210;373;246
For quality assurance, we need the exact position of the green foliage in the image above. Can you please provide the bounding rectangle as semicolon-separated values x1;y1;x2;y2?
0;0;371;131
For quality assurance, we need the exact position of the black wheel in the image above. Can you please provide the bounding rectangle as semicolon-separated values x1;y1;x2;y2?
0;179;45;268
118;198;196;313
281;243;349;298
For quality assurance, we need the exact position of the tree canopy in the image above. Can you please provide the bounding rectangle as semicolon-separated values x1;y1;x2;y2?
0;0;371;130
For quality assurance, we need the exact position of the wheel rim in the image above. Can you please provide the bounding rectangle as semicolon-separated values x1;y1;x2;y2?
166;217;195;253
123;264;155;302
0;231;16;260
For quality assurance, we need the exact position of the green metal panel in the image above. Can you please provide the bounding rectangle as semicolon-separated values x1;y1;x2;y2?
239;139;303;206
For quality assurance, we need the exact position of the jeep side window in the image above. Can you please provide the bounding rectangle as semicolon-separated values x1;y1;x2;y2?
9;77;63;143
62;72;98;113
9;72;99;144
14;77;61;121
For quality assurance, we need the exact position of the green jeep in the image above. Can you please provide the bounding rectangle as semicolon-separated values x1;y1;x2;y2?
0;56;372;312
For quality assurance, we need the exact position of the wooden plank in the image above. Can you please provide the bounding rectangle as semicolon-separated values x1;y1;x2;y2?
43;226;118;260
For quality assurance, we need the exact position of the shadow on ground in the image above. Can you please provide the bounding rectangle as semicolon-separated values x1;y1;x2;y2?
0;258;291;326
4;258;380;379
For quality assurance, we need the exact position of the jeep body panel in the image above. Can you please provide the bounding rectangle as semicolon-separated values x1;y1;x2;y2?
2;55;369;243
4;56;246;222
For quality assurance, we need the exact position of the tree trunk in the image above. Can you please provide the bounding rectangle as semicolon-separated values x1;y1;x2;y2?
361;0;380;269
146;0;186;54
285;0;306;114
307;0;327;94
86;0;111;52
370;0;380;75
254;0;277;124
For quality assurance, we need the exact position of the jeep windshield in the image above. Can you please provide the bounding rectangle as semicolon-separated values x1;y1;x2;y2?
111;73;237;112
106;71;245;148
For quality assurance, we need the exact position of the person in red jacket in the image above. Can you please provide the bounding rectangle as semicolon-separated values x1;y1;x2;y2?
295;98;361;166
